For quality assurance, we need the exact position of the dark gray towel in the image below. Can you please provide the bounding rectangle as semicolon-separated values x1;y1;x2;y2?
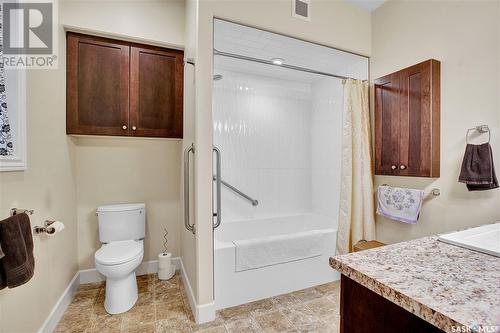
0;213;35;290
459;143;499;191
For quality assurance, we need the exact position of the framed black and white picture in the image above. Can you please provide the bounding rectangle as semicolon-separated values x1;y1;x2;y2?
0;2;27;171
0;67;26;172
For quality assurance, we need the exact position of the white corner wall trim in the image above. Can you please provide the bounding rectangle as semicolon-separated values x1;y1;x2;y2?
39;257;215;332
37;272;80;333
178;259;216;324
196;301;216;324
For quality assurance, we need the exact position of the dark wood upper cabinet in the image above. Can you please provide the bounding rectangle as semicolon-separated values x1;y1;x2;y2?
67;33;130;136
130;46;183;138
66;32;184;138
375;59;440;178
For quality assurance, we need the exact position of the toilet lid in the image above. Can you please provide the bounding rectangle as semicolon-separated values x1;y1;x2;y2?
95;240;143;265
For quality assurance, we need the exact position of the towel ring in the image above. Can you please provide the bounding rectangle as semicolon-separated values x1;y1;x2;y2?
466;125;490;144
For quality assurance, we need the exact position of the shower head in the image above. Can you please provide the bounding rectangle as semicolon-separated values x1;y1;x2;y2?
213;74;223;81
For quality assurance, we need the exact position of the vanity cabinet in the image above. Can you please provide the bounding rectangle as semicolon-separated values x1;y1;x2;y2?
374;59;440;177
66;32;184;138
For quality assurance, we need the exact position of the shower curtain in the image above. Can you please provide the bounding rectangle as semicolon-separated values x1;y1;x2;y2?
336;79;375;255
0;5;13;156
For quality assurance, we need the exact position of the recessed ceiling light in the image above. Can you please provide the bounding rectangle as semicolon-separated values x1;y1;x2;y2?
271;58;285;65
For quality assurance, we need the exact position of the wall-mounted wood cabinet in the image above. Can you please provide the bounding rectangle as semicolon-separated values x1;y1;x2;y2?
66;32;183;138
375;59;440;177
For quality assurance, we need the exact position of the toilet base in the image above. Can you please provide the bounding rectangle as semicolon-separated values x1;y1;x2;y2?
104;272;138;314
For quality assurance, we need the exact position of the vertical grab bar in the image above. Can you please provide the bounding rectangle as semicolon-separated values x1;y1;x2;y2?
184;143;195;234
212;146;222;229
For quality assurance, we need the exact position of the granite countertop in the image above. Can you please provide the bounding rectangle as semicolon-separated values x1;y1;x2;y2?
329;236;500;333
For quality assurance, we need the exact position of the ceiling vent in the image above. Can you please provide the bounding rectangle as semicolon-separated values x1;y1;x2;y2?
292;0;311;21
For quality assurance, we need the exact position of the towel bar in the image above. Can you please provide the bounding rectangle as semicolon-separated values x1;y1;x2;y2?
10;208;34;216
380;185;440;197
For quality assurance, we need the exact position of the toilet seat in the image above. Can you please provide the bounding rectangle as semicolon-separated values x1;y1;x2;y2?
95;240;143;266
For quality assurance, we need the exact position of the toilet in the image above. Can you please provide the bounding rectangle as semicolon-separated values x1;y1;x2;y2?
95;203;145;314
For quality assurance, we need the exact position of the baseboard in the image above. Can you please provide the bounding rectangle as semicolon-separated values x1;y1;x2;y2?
37;272;80;333
178;259;216;324
79;258;182;284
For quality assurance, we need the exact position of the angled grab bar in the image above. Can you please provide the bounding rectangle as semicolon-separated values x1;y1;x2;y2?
212;175;259;207
184;143;195;234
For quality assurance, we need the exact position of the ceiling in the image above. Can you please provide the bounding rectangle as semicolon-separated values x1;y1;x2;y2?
213;19;368;83
344;0;386;12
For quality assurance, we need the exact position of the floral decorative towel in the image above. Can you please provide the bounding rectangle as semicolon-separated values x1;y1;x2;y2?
376;186;424;224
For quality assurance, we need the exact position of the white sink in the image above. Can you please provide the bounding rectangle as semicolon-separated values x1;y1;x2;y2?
438;222;500;257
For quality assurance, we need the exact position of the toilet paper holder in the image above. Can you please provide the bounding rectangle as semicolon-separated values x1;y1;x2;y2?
34;220;58;235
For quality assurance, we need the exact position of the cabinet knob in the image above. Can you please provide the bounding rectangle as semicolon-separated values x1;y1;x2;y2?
400;165;407;170
132;126;137;131
122;125;127;130
391;165;397;170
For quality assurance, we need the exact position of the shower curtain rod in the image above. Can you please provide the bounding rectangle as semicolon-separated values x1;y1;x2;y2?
213;48;356;81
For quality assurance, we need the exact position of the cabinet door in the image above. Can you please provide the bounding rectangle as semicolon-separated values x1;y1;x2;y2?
130;46;184;138
67;33;130;136
375;73;400;175
399;60;440;177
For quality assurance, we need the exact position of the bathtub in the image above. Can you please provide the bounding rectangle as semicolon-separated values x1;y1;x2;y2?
214;213;339;310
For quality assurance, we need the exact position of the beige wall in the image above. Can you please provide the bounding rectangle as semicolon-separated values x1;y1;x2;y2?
371;0;500;244
194;0;371;306
59;0;186;270
74;138;182;269
62;0;185;48
0;8;79;333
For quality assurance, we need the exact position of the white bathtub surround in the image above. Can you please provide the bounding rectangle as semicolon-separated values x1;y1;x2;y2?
233;229;324;271
311;78;344;223
212;24;369;309
336;79;375;255
213;71;314;221
215;214;339;309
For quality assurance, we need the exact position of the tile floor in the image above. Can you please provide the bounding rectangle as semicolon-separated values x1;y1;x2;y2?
55;272;340;333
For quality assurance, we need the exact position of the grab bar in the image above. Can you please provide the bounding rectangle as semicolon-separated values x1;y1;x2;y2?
184;143;195;234
213;146;222;229
212;176;259;207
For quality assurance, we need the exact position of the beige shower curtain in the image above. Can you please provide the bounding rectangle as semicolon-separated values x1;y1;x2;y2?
336;79;375;255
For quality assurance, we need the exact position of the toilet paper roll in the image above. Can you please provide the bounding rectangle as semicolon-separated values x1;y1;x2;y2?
158;252;172;269
158;253;175;280
46;221;65;236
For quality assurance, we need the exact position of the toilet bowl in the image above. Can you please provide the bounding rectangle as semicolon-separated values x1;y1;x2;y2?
95;240;144;314
95;203;146;314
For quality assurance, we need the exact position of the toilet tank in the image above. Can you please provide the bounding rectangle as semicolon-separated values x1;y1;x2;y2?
97;203;145;243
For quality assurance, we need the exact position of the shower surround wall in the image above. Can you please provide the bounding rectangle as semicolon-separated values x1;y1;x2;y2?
213;70;316;221
212;69;345;308
213;70;344;223
311;78;343;222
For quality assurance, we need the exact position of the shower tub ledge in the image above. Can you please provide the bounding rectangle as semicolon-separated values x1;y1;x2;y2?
214;214;339;310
